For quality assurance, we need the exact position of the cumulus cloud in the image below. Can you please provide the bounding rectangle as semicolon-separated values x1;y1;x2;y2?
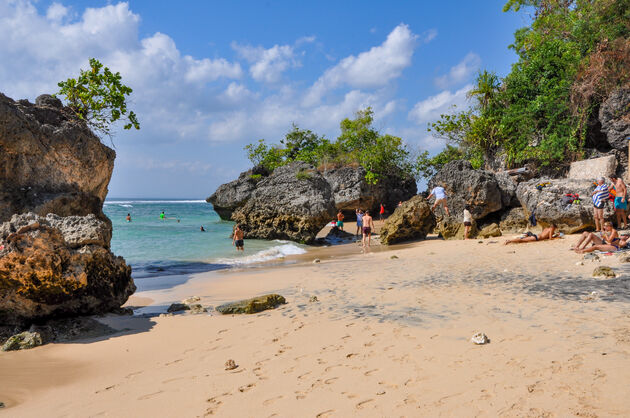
304;24;418;106
232;42;299;83
434;52;480;89
408;84;473;125
422;28;437;43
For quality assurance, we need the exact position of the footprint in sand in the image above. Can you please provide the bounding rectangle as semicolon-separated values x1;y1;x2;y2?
364;368;379;376
356;399;374;409
138;390;164;400
206;392;232;415
316;409;335;417
298;371;311;380
95;384;118;394
294;390;307;400
238;382;256;393
262;395;283;406
324;377;339;384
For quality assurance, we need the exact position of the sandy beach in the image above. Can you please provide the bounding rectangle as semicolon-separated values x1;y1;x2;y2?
2;233;630;417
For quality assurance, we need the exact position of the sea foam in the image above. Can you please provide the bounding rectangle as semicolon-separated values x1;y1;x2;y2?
217;242;306;266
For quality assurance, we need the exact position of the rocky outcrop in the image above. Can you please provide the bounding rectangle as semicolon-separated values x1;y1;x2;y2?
599;88;630;151
516;178;614;232
0;93;115;222
0;92;134;326
499;207;528;232
0;213;135;325
477;223;502;238
379;195;436;245
206;166;269;220
428;160;503;220
232;162;337;243
216;294;287;314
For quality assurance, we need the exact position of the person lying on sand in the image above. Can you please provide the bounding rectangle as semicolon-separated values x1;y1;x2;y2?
504;224;557;245
574;222;627;253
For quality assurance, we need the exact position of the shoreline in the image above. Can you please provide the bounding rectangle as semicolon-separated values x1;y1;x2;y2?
2;232;630;416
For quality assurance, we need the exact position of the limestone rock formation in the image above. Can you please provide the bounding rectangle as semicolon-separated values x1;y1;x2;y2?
231;162;337;243
599;88;630;151
516;178;614;232
499;207;529;233
206;166;268;220
0;213;135;325
379;195;436;245
0;93;115;222
477;223;502;238
216;294;287;314
428;160;503;220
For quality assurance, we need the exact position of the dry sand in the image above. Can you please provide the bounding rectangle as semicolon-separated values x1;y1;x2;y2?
2;234;630;417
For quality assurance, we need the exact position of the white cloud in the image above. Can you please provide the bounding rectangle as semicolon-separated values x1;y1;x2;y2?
232;42;299;83
422;28;437;43
46;2;69;22
304;23;418;106
408;84;473;125
434;52;480;89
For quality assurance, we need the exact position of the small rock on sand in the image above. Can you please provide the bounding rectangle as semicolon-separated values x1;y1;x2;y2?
593;266;616;278
390;255;399;259
618;254;630;263
216;294;286;315
471;332;490;345
309;296;319;303
188;304;207;314
0;401;4;408
224;359;238;370
182;296;201;305
1;331;43;351
167;303;190;313
159;313;174;318
313;259;320;264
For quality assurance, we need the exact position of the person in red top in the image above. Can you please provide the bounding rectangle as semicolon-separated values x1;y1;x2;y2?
379;203;385;222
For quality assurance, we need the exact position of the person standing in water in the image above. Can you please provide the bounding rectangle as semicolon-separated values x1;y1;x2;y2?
160;211;165;220
362;210;374;248
200;226;205;232
126;213;131;222
233;224;244;251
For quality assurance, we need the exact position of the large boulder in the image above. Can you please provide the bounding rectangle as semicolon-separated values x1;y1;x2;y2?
206;166;268;220
516;178;614;233
0;93;115;222
232;162;337;244
568;155;617;180
379;195;436;244
599;88;630;151
428;160;503;220
0;213;134;325
499;207;529;233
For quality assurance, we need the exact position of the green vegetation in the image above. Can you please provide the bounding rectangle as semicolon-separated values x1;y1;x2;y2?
56;58;140;137
296;170;312;181
426;0;629;174
249;174;263;181
244;109;416;184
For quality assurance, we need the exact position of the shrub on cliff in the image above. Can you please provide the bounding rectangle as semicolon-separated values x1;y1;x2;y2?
244;108;417;184
56;58;140;137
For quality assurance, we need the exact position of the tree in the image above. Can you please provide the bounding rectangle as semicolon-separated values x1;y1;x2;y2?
56;58;140;137
467;70;500;110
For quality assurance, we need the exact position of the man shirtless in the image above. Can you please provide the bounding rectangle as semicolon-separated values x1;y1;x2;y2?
610;175;627;229
504;224;557;245
362;210;375;248
232;224;244;251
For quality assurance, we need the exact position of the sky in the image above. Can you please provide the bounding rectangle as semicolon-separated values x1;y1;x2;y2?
0;0;532;198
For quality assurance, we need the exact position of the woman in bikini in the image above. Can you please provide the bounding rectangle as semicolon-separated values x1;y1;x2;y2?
575;222;626;253
504;224;557;245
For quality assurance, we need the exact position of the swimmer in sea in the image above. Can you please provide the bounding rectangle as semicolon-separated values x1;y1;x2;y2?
200;226;205;232
233;224;244;251
160;211;165;220
126;213;131;222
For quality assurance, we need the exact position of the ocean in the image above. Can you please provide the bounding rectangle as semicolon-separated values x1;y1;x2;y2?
103;199;306;281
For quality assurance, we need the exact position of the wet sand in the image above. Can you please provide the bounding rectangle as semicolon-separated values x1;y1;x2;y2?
1;234;630;417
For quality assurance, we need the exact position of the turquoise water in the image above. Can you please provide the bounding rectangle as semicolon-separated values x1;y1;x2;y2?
103;199;306;279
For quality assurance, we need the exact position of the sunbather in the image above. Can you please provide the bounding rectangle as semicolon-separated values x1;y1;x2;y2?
573;222;618;252
504;224;558;245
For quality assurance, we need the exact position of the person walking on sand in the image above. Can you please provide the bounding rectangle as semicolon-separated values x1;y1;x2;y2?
592;177;609;232
362;210;374;248
610;175;627;229
504;223;558;245
355;209;364;237
428;184;450;216
337;210;345;231
232;224;244;251
463;205;472;240
379;203;385;222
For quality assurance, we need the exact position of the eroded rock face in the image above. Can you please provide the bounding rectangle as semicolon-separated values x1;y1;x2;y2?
599;88;630;151
380;195;436;245
499;207;528;232
0;93;115;222
428;160;503;220
516;178;614;233
232;162;337;244
0;213;134;325
206;166;269;220
216;294;287;314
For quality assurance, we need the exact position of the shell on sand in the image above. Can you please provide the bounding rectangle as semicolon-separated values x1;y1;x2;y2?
471;332;489;345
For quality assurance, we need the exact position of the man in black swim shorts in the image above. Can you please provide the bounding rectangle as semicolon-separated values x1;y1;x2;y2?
362;210;374;248
233;224;245;251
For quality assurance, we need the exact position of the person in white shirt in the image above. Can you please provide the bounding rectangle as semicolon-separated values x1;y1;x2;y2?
428;184;450;216
463;205;472;239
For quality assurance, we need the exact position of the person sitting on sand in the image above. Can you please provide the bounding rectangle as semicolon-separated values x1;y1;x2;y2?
428;184;450;216
337;210;345;231
355;209;364;237
504;223;558;245
362;210;374;248
573;222;621;253
232;224;244;251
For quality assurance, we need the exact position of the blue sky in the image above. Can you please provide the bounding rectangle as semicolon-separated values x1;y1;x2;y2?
0;0;531;198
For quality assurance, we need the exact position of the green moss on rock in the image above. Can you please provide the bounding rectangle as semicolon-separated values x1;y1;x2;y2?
216;294;286;314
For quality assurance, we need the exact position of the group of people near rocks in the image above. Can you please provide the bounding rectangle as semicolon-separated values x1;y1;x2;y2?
426;174;630;254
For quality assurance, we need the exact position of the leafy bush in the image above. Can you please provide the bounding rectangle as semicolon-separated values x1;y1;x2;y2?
249;174;263;181
296;170;312;180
